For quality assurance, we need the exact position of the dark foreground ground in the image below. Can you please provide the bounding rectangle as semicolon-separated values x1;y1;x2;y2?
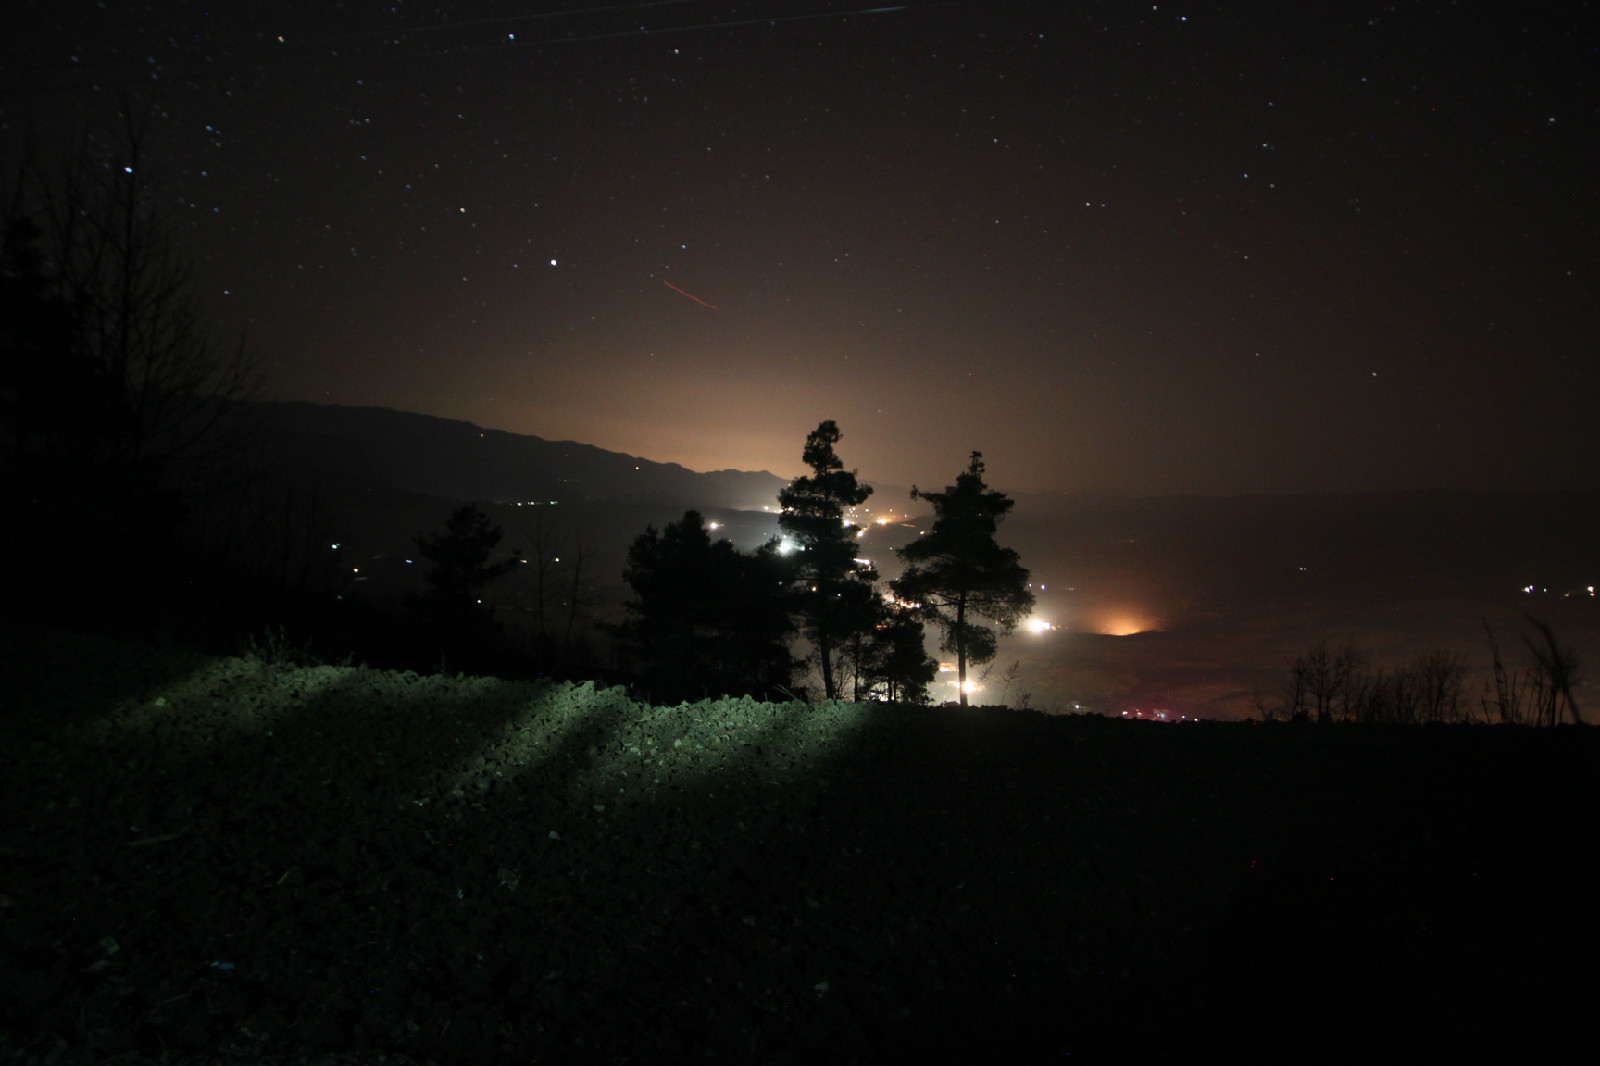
3;623;1596;1064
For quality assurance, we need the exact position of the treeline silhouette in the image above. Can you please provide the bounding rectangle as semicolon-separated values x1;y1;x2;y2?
606;425;1034;705
1266;616;1584;726
3;119;1042;699
3;112;259;641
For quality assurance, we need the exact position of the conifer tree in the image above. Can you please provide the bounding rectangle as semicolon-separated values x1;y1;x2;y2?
414;503;523;634
778;420;876;700
892;452;1033;706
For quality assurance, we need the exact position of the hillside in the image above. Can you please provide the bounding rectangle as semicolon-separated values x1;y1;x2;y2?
4;623;1596;1063
252;401;789;511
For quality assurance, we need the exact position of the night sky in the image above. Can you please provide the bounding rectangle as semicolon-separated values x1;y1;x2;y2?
4;1;1595;495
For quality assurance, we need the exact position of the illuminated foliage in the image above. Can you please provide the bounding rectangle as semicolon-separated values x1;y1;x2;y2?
892;452;1033;707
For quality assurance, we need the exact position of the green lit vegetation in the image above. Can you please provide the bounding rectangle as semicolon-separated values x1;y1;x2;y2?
3;622;1596;1063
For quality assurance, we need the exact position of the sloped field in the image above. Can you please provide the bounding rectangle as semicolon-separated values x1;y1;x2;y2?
3;623;1596;1064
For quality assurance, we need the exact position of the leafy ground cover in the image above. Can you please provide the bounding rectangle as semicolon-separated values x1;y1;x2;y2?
3;622;1596;1064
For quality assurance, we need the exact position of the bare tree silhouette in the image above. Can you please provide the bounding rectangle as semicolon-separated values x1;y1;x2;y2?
3;106;258;622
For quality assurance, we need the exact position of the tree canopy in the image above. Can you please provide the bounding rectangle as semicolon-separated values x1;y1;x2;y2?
859;603;939;704
892;452;1033;706
414;503;523;633
616;510;798;702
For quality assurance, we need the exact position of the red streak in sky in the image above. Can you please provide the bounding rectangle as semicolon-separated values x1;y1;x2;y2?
663;280;718;309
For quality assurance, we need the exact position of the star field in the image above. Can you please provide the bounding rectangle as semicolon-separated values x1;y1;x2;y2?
3;0;1594;493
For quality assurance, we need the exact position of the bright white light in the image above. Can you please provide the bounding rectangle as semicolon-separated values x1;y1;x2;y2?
549;258;557;266
961;680;979;695
1028;619;1054;633
707;521;720;530
777;538;798;555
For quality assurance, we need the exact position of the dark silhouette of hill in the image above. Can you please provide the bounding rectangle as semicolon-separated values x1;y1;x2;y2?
252;400;789;511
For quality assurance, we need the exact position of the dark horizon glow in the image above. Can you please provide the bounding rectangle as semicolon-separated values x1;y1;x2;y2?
3;1;1594;494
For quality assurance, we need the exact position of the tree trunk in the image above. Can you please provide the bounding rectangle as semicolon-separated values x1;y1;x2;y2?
956;599;968;707
820;631;835;700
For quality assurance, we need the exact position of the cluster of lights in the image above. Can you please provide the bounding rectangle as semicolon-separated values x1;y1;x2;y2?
933;664;981;696
1118;710;1197;722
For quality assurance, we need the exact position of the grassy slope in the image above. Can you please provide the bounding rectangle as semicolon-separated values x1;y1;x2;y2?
3;622;1597;1064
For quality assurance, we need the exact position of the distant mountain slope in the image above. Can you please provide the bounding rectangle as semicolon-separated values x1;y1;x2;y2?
251;400;789;510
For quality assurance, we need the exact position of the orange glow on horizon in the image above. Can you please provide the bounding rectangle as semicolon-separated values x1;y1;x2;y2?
1096;611;1159;637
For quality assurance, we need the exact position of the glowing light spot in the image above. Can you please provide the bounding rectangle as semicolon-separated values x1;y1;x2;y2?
1097;611;1156;636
